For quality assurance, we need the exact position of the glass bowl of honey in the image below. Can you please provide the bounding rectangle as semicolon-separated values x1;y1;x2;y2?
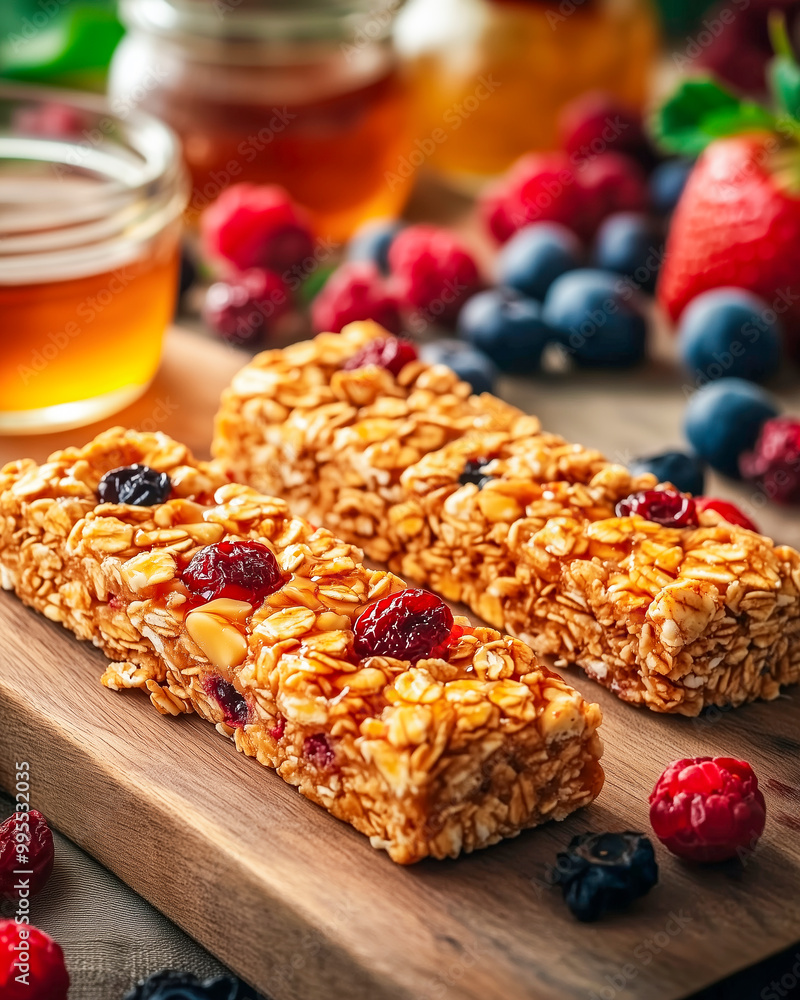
110;0;413;241
0;84;188;435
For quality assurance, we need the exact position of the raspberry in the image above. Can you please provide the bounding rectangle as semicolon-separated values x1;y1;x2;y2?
387;224;482;325
0;920;69;1000
0;811;54;900
183;540;283;604
479;153;585;244
342;335;417;377
558;92;655;170
739;416;800;504
353;589;454;662
202;676;249;728
575;153;648;237
303;734;336;770
123;969;265;999
203;268;289;346
649;757;766;863
98;465;171;507
311;261;401;334
555;831;658;922
615;489;699;528
201;183;314;273
696;497;759;533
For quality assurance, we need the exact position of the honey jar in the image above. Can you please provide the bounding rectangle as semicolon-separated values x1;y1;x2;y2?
394;0;659;184
110;0;414;241
0;85;187;434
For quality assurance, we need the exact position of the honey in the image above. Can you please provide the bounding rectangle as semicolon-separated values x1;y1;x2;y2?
395;0;659;182
111;0;414;241
0;85;187;434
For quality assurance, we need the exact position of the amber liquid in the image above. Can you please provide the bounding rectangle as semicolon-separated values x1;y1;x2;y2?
141;66;412;242
402;0;658;179
0;236;179;420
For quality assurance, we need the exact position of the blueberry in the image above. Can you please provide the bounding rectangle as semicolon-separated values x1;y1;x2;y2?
677;287;782;385
458;457;494;489
649;157;693;216
456;288;553;373
346;218;404;273
123;970;265;999
496;222;582;301
556;831;658;923
592;213;663;293
420;339;499;394
684;378;781;477
542;269;648;368
98;464;172;506
629;450;706;495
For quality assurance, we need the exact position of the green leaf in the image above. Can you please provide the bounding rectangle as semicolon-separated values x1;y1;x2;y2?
768;14;800;122
652;77;776;157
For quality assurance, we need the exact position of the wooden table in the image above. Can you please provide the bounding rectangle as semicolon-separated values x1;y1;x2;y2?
1;327;799;1000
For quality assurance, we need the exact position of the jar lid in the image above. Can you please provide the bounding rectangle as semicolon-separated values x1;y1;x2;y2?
119;0;404;42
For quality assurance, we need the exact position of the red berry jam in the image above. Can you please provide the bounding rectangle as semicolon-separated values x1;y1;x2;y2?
615;489;698;528
303;734;336;770
182;540;282;604
342;336;418;377
649;756;766;863
353;588;454;662
202;676;249;728
0;810;54;900
696;497;759;533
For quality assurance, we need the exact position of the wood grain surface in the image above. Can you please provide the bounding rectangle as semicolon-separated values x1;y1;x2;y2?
1;326;800;1000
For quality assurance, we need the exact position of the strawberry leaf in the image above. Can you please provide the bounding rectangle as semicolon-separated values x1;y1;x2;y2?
653;77;776;156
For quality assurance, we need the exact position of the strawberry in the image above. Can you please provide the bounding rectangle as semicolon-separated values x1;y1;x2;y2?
657;133;800;341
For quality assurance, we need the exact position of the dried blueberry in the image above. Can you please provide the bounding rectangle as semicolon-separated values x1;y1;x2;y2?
98;465;171;507
458;458;493;489
555;831;658;922
123;970;265;1000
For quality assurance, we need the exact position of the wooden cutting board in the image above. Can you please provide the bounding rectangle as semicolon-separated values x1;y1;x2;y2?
1;327;800;1000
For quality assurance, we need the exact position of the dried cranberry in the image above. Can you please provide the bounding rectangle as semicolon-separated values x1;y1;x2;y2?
0;920;69;1000
269;718;286;741
739;416;800;504
203;268;289;346
303;734;335;770
615;489;698;528
458;457;493;489
183;540;282;604
342;335;418;377
202;676;248;728
353;589;454;662
0;810;54;900
696;497;759;532
649;757;766;863
98;465;171;506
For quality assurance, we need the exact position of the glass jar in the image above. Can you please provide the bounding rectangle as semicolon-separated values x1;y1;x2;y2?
0;84;187;434
394;0;659;184
110;0;413;241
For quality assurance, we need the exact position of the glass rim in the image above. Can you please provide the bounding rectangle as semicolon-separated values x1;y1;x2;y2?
119;0;404;43
0;83;188;284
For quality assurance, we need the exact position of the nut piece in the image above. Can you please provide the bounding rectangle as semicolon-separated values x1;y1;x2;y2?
186;610;249;670
192;598;253;623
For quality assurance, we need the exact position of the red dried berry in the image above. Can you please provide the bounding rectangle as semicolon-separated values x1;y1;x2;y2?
696;497;759;533
575;153;648;237
342;335;418;377
739;416;800;505
0;920;69;1000
649;757;766;863
479;153;586;244
388;224;482;324
353;589;454;662
0;811;54;900
183;540;283;604
615;489;699;528
202;676;249;728
203;268;289;346
201;183;314;273
303;734;336;770
311;261;402;334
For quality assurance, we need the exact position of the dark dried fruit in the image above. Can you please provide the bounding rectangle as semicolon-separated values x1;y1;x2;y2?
98;465;171;506
353;589;454;662
183;540;282;605
615;488;698;527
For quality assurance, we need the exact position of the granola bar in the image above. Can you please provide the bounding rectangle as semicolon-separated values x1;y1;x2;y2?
0;427;603;864
213;323;800;715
